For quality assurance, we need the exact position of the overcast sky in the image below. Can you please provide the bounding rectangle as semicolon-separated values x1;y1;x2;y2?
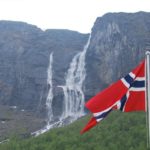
0;0;149;33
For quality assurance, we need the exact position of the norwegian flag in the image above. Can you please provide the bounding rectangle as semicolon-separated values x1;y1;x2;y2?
81;60;145;134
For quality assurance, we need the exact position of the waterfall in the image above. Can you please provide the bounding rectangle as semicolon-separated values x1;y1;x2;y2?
46;52;53;125
59;35;91;122
32;35;91;136
32;52;54;136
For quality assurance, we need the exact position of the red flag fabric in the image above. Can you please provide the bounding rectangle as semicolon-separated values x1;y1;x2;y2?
81;60;145;134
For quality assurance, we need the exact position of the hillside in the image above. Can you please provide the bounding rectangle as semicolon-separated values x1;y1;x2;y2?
0;111;147;150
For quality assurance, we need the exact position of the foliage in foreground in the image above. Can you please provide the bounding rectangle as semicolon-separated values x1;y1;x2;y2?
0;111;148;150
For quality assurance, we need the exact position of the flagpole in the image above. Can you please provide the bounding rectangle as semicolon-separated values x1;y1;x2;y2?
146;51;150;149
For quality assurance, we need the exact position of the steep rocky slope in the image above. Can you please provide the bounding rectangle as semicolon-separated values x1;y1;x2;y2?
85;11;150;99
0;21;88;138
0;21;88;113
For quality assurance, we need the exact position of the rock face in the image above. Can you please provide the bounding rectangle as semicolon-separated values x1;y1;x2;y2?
85;12;150;99
0;21;88;118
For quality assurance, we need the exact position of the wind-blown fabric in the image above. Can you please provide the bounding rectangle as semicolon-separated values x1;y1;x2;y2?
81;61;145;134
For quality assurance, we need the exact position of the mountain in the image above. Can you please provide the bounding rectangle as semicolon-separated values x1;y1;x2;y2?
0;11;150;139
0;21;88;113
0;21;88;139
85;11;150;98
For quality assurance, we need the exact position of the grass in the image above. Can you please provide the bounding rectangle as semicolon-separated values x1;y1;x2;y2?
0;111;148;150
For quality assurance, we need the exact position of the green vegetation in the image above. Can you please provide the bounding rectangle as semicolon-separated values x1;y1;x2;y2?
0;111;148;150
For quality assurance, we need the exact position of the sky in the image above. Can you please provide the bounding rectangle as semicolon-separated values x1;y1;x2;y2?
0;0;149;33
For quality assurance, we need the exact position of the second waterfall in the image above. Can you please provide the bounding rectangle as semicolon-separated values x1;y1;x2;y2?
59;35;91;122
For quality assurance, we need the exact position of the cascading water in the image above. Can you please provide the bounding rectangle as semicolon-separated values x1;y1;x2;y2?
46;52;54;125
32;35;91;136
59;35;91;122
32;52;54;136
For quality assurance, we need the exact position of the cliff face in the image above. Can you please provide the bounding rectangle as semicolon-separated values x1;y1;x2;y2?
0;21;88;117
85;12;150;99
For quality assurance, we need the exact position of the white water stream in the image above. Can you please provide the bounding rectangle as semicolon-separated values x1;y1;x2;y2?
32;35;91;136
59;35;91;122
32;52;54;136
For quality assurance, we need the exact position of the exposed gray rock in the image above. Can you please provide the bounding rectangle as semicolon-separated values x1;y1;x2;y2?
0;21;88;119
85;12;150;99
